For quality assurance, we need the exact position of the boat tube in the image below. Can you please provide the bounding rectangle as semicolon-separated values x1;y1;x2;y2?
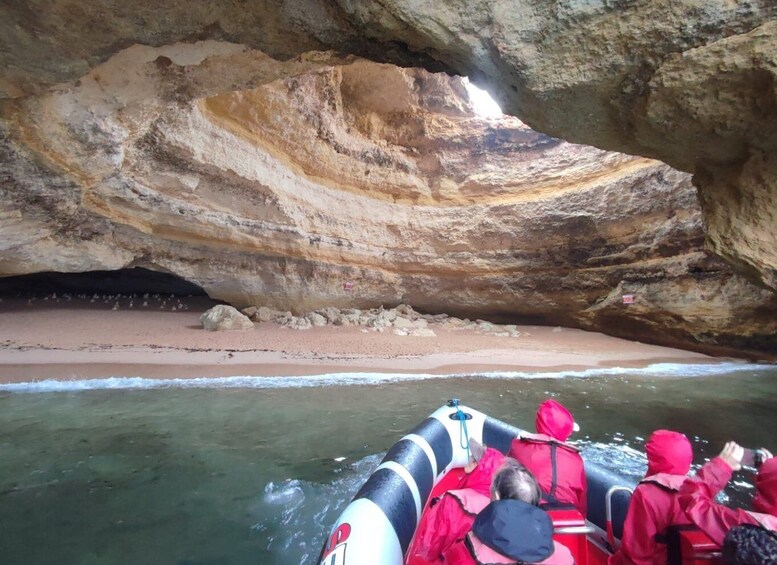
318;402;722;565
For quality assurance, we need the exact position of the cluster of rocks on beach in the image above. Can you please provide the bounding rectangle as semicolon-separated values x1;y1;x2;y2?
200;304;524;338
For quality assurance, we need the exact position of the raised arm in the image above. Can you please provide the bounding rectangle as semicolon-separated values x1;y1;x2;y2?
679;442;755;546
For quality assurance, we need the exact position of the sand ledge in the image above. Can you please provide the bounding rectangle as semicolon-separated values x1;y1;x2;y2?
0;298;716;382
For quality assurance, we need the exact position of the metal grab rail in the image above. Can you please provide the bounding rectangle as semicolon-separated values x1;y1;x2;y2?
605;485;634;549
554;525;596;535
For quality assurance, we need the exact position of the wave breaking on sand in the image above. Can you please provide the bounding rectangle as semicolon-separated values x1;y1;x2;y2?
0;362;769;393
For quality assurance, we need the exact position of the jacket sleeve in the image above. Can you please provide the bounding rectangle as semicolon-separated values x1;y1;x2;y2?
610;485;658;565
678;457;740;546
410;494;456;562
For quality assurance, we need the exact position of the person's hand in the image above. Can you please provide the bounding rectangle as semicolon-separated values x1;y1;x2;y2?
719;441;744;471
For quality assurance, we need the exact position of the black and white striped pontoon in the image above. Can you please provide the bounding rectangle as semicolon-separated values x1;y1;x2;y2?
318;401;637;565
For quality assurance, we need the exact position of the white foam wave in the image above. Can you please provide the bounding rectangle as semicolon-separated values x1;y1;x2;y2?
256;454;382;563
0;362;771;393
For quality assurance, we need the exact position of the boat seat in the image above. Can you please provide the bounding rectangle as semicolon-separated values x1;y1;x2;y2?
547;508;593;565
657;524;723;565
677;528;722;565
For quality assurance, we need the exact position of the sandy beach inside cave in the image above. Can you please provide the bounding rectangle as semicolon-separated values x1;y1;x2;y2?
0;296;715;382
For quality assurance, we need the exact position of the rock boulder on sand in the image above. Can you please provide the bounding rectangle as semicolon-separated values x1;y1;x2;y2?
241;306;258;318
316;307;342;324
200;305;254;331
288;316;312;330
393;317;415;329
307;313;327;327
395;304;416;319
255;306;277;323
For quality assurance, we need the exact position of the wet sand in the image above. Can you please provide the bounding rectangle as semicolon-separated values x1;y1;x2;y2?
0;296;714;381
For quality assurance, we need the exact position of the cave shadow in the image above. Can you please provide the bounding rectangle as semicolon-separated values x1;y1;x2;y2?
0;267;208;298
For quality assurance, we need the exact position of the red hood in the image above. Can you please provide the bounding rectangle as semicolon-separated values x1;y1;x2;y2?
535;400;574;442
754;457;777;516
646;430;692;476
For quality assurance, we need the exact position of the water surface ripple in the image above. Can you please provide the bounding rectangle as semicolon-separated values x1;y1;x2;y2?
0;364;775;564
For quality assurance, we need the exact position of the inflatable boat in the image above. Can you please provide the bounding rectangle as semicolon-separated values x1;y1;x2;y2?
319;401;723;565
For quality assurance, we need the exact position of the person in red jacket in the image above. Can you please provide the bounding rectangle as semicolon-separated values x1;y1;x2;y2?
679;441;777;546
457;439;506;497
509;399;587;514
408;458;573;564
609;429;695;565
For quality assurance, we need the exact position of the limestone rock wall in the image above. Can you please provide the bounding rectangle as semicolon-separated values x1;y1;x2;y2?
331;2;777;291
1;1;775;292
1;43;775;358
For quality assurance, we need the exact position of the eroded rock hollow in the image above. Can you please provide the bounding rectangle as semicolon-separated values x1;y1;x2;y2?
1;42;775;357
1;0;775;292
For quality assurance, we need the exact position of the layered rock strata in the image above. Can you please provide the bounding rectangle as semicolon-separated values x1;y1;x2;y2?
1;1;775;291
1;43;775;357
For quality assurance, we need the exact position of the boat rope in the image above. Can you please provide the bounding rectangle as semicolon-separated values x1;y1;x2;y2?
451;399;470;461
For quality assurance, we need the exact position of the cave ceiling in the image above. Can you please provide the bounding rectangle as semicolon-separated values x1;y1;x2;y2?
0;1;776;356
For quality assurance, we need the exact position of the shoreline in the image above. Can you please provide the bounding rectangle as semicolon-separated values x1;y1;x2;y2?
0;354;724;382
0;297;724;383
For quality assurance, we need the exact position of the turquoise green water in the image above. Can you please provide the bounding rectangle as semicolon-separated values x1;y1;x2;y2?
0;364;776;564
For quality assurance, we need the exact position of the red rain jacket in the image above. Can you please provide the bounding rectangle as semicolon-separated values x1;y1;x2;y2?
610;429;695;565
408;489;484;562
754;457;777;516
609;474;692;565
408;488;573;564
509;400;586;514
457;447;506;497
679;456;777;546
